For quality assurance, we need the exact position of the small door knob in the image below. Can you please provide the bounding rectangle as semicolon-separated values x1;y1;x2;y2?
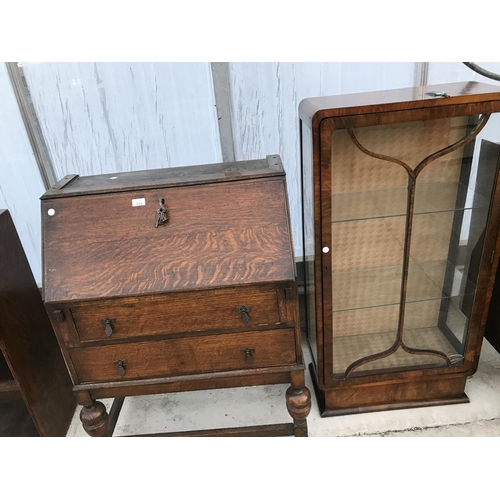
113;359;127;378
241;348;255;364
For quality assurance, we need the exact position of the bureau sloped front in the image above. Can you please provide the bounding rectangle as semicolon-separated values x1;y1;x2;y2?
42;178;294;304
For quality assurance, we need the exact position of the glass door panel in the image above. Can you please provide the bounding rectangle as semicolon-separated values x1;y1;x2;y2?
332;304;399;376
329;113;499;379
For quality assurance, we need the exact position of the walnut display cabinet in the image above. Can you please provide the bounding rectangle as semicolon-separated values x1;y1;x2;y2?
41;156;310;437
300;82;500;416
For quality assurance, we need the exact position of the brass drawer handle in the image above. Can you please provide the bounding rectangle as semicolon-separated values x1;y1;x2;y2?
155;198;169;227
241;348;255;364
113;359;127;378
236;305;252;324
100;318;116;337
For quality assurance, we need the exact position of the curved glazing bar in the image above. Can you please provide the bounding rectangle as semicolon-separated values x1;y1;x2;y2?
342;114;491;378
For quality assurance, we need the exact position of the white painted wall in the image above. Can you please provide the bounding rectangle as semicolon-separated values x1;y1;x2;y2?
0;63;46;282
21;62;222;179
428;63;500;241
228;62;417;255
428;62;500;87
3;62;499;281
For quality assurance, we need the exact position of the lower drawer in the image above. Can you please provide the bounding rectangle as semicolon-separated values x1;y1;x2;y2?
69;328;297;383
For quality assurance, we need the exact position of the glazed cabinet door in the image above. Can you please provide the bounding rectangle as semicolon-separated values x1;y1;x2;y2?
316;110;500;382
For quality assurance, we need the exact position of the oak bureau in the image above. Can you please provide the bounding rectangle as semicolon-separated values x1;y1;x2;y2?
41;155;311;437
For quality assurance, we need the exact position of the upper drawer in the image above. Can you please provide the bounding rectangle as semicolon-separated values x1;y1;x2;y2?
69;286;282;343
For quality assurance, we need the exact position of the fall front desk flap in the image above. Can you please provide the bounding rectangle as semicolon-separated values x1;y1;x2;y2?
41;155;295;304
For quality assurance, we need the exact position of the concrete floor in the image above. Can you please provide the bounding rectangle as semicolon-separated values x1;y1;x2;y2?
66;339;500;437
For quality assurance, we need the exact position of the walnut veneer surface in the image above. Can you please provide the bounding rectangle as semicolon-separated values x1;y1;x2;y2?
301;81;500;416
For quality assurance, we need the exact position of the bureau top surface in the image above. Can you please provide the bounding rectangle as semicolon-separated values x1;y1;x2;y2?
41;156;283;200
41;156;295;304
299;81;500;126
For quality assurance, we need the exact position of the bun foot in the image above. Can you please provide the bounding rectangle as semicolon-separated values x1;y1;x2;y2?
80;400;109;437
286;371;311;437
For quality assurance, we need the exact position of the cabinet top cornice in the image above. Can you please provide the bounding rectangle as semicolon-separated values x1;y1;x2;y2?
299;81;500;128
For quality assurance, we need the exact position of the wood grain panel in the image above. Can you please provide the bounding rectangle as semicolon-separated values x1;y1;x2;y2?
70;328;297;383
300;81;500;125
322;375;467;414
43;178;295;303
70;286;281;342
41;157;281;199
86;371;292;399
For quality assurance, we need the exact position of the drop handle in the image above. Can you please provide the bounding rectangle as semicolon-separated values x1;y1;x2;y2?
241;348;255;364
100;318;116;337
113;359;127;378
236;305;252;324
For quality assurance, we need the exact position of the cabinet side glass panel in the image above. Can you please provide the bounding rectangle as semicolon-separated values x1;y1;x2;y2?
439;137;500;352
330;115;500;378
301;120;317;367
405;124;500;366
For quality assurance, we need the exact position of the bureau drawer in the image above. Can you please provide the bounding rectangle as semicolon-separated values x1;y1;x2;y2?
69;328;297;383
69;287;281;342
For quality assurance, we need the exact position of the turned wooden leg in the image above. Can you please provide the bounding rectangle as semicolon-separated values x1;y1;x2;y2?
286;370;311;437
76;391;109;437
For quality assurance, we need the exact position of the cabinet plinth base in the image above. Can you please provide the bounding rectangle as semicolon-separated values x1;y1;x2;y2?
309;363;469;418
318;394;469;417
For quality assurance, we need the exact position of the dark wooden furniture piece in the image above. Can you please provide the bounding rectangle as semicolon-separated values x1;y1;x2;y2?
485;264;500;353
300;81;500;416
41;155;311;437
0;209;75;436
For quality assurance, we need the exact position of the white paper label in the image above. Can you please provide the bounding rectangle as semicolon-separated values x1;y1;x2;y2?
132;198;146;207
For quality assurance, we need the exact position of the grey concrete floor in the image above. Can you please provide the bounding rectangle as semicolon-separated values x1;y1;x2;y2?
66;339;500;437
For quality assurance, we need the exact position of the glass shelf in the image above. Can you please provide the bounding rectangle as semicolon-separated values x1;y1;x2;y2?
332;259;474;312
331;181;490;223
331;296;467;376
332;296;468;347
